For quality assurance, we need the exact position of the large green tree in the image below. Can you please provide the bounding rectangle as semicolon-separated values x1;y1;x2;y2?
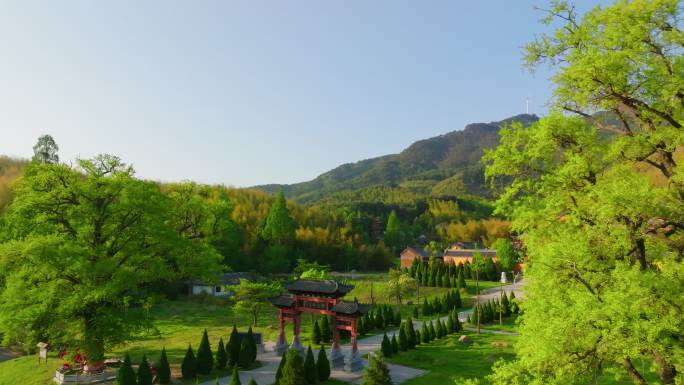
233;280;281;326
485;2;684;384
261;191;296;246
32;134;59;164
0;155;221;359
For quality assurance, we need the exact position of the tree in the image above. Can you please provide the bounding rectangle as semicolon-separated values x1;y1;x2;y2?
233;280;281;326
485;2;684;384
181;345;197;380
361;354;392;385
320;316;332;343
0;156;223;358
227;326;241;367
239;332;252;368
380;333;392;357
420;322;429;344
280;349;306;385
248;380;258;385
157;348;171;385
311;320;322;345
216;338;228;370
457;268;466;290
405;318;417;349
304;346;317;384
274;352;287;385
428;321;436;342
494;238;517;275
398;325;408;351
446;314;454;334
262;191;296;246
197;329;214;374
411;307;418;318
116;353;137;385
316;345;331;381
383;210;404;251
32;134;59;164
390;334;399;354
385;269;417;305
137;355;153;385
470;252;487;334
229;366;241;385
246;326;257;364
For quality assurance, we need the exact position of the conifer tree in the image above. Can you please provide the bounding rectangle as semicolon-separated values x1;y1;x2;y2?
157;348;171;385
446;314;454;334
137;355;153;385
280;349;305;385
239;332;252;368
311;320;322;345
361;354;392;385
216;338;228;370
247;327;257;364
248;380;258;385
358;317;366;336
428;321;436;341
197;329;214;374
394;311;402;326
406;318;417;348
181;345;197;380
116;353;137;385
415;329;421;345
398;325;408;351
375;311;384;330
304;346;317;384
501;291;510;316
320;316;332;343
274;351;287;385
411;306;418;318
390;334;399;354
435;319;444;339
421;298;430;316
454;311;462;332
229;366;241;385
380;333;392;357
457;269;466;290
228;325;241;367
316;345;331;381
421;322;429;343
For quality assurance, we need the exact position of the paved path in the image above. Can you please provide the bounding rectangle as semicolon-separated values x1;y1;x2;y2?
0;348;22;363
204;280;525;385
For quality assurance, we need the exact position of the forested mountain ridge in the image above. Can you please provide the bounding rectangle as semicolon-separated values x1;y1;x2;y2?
255;113;539;203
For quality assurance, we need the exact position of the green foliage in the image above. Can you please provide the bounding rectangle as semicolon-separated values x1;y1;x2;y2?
116;353;137;385
216;338;228;370
229;366;241;385
304;346;317;384
311;320;322;346
137;355;153;385
316;345;331;381
361;354;392;385
0;156;222;354
247;326;257;364
157;348;171;385
275;351;287;385
390;334;399;354
385;269;417;305
262;191;296;246
227;325;241;367
248;380;258;385
197;329;213;374
181;345;197;380
31;134;59;164
233;280;281;326
239;332;252;368
320;316;331;343
380;333;392;357
398;325;408;351
280;349;306;385
420;322;429;344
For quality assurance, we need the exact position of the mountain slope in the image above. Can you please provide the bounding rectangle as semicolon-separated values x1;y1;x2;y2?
255;114;539;203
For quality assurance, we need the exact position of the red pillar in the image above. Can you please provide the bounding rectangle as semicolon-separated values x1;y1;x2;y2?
351;318;358;354
294;310;301;337
277;309;286;345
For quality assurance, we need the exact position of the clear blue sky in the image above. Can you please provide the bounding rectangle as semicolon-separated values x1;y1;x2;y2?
0;1;602;187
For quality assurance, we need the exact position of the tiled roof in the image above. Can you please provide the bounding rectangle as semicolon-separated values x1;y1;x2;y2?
269;295;294;307
330;300;371;315
443;249;497;258
401;246;430;258
284;280;354;295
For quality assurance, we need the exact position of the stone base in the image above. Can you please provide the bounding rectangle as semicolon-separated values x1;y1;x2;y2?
329;344;345;368
291;335;305;357
344;350;364;372
274;340;289;356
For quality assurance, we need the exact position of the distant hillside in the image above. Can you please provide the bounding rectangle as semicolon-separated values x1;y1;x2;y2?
256;114;539;204
0;156;28;211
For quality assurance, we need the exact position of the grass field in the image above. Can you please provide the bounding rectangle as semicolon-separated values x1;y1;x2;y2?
0;274;470;385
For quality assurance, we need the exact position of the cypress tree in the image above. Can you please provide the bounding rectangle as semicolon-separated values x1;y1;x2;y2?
274;351;287;385
411;306;418;318
421;322;429;344
239;332;252;368
501;291;510;316
228;325;241;367
361;354;392;385
435;319;444;339
380;333;392;357
421;298;430;316
406;318;417;349
197;329;214;374
320;316;332;343
181;345;197;380
311;320;322;345
316;345;331;381
454;311;463;331
229;366;241;385
116;353;136;385
384;307;394;328
216;338;228;370
390;334;399;354
247;326;257;365
394;311;402;326
457;269;466;290
248;379;258;385
375;311;384;330
280;349;306;385
358;317;366;336
157;348;171;385
137;355;153;385
428;321;436;341
454;289;462;308
398;325;408;351
303;346;317;384
415;329;421;345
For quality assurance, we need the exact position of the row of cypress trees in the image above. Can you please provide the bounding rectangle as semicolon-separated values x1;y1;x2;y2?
182;327;258;380
421;289;462;316
116;348;172;385
309;315;332;345
468;291;519;325
274;346;331;385
358;304;401;336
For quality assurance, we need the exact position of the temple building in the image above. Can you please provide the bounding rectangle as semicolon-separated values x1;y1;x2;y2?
269;279;370;372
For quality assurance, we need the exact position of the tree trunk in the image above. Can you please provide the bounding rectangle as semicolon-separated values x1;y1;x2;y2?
623;357;648;385
653;350;677;384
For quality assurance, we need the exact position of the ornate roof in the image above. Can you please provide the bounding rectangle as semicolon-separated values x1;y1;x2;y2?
284;279;354;296
269;295;294;308
331;300;371;315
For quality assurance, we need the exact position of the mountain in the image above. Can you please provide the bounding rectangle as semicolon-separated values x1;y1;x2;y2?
255;114;539;204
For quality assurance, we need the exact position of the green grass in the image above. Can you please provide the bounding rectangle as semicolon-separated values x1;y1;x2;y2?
470;316;520;333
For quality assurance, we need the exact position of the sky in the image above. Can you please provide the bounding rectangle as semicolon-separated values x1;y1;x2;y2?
0;1;603;187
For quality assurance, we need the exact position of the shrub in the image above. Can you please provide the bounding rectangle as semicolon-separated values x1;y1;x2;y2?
116;353;136;385
311;320;322;345
304;346;317;384
157;348;171;385
229;366;241;385
181;345;197;379
197;329;214;374
280;349;306;385
380;333;392;357
228;325;241;367
316;345;330;381
137;355;153;385
390;334;399;354
361;354;392;385
216;338;228;370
